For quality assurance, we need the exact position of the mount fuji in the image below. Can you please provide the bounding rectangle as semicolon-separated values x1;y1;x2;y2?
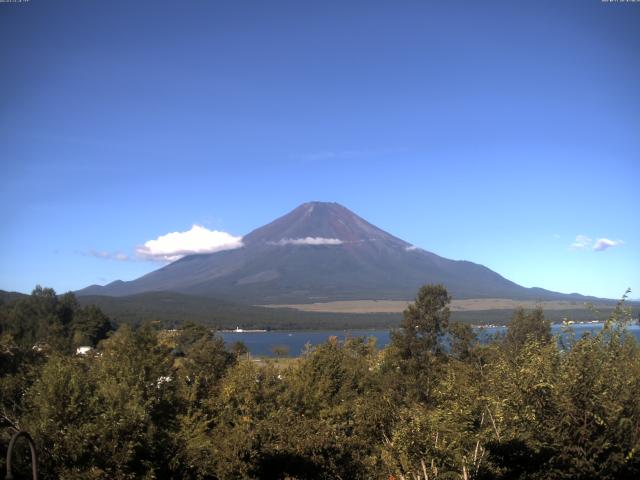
77;202;592;304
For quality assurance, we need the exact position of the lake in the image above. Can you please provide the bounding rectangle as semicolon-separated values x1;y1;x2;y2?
220;322;640;357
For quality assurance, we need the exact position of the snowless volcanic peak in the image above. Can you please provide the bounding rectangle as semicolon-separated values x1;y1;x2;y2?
77;201;595;304
242;201;409;247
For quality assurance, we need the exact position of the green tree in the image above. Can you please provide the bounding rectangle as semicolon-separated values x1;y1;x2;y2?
271;344;290;358
547;309;640;479
24;324;178;479
174;323;235;405
0;335;46;476
387;284;452;403
71;304;113;347
0;287;113;353
392;284;452;358
449;321;477;360
504;306;551;349
230;340;249;358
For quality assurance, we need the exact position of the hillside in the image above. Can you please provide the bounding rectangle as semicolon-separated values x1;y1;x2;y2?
2;289;625;330
75;292;401;330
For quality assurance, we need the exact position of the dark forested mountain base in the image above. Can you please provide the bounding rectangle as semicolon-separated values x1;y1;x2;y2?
76;291;402;330
1;288;624;332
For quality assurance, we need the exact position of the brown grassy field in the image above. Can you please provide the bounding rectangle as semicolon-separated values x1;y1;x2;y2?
262;298;600;314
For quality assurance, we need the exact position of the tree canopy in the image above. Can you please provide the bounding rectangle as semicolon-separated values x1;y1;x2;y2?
1;285;639;479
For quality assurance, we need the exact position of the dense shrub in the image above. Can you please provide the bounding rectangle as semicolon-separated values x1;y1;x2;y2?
1;286;638;479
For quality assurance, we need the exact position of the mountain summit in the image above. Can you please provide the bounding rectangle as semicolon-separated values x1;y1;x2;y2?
243;202;408;248
78;202;586;303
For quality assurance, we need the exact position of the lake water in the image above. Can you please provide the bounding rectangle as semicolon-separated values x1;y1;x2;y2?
220;322;640;357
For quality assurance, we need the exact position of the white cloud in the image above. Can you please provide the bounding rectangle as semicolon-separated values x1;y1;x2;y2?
405;245;421;251
569;234;625;252
272;237;343;246
89;250;130;261
136;225;243;262
569;235;592;250
593;238;624;252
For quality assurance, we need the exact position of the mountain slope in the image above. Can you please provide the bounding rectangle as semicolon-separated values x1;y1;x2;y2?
77;202;595;303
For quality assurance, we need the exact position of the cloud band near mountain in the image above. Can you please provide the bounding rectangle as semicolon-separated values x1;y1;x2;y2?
136;225;244;262
271;237;343;246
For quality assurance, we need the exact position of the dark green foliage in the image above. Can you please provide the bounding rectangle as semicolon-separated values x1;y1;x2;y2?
505;306;552;349
387;284;454;403
23;325;178;478
5;288;624;330
0;336;46;476
0;286;114;352
77;291;403;330
448;322;477;360
394;284;452;357
230;340;249;357
1;285;639;479
481;439;555;480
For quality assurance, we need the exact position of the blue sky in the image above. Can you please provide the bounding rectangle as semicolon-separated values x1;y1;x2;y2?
1;0;638;300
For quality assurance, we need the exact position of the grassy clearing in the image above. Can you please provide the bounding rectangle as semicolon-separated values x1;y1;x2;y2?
251;356;298;369
261;298;612;314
